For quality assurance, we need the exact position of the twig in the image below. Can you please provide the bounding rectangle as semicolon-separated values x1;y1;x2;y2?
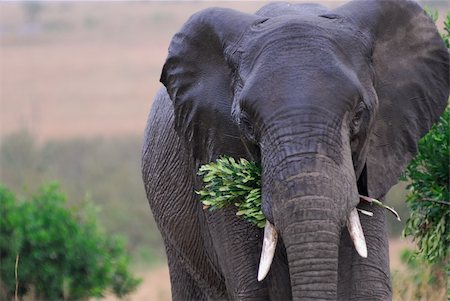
15;254;19;301
359;195;401;221
422;198;450;206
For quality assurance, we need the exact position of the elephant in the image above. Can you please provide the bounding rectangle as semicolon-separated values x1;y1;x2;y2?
141;0;449;300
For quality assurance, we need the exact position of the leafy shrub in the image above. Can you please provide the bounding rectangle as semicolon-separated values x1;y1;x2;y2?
0;183;141;300
401;106;449;301
0;131;165;266
403;104;449;264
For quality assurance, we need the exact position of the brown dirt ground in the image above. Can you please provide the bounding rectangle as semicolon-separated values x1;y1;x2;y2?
98;266;171;301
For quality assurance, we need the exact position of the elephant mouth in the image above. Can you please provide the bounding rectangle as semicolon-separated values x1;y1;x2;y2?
257;196;369;282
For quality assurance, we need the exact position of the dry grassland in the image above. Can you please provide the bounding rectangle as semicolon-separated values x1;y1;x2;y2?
1;1;444;141
0;2;271;140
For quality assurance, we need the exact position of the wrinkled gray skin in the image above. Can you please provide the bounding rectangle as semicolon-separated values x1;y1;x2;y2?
142;1;449;300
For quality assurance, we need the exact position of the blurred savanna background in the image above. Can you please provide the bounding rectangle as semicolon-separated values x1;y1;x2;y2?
0;1;448;300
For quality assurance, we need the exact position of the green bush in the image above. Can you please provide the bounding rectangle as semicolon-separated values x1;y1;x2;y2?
0;183;141;301
0;131;165;266
401;107;449;300
403;106;449;265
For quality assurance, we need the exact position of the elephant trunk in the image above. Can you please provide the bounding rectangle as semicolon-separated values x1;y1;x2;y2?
278;194;341;299
260;128;361;298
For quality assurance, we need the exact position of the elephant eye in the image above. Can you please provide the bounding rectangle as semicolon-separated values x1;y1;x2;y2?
239;112;257;143
351;101;366;135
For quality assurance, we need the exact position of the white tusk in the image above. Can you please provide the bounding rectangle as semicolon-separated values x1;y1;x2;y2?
257;221;278;281
347;208;368;258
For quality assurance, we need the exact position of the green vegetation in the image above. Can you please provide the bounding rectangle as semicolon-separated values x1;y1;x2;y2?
197;157;264;228
401;106;449;299
403;108;449;264
0;131;165;266
0;183;141;300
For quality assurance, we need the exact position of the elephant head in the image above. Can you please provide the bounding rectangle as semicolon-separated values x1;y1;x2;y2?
160;0;449;299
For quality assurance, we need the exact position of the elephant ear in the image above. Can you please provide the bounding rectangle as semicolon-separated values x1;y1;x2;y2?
334;0;449;198
160;8;261;162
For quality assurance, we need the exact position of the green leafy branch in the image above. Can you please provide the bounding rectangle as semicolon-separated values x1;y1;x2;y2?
197;157;265;228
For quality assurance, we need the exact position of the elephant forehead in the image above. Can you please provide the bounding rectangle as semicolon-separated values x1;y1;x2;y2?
237;15;363;78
